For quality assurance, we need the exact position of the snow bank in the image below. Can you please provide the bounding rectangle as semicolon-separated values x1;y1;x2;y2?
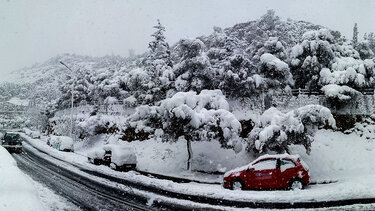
290;129;375;181
0;146;44;211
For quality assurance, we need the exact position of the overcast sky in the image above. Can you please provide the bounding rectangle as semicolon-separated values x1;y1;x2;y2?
0;0;374;77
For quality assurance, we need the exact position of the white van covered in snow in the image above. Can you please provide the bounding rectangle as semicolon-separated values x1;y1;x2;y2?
47;135;74;152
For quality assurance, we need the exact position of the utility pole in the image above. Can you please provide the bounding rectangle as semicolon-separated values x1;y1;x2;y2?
59;61;75;139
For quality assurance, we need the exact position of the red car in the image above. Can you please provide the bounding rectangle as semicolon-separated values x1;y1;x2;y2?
223;154;310;190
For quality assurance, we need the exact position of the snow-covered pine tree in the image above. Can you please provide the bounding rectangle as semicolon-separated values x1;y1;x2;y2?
290;29;335;90
58;67;93;108
148;19;171;63
141;19;174;104
203;27;257;97
364;32;375;55
355;41;375;60
173;39;214;92
259;53;294;90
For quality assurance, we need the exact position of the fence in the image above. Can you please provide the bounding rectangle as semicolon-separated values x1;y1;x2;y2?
54;102;135;118
291;88;375;96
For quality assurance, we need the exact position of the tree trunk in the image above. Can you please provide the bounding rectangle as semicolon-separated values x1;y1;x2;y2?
186;138;192;171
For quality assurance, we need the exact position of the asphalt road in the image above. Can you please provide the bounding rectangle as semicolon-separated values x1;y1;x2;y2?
12;150;153;211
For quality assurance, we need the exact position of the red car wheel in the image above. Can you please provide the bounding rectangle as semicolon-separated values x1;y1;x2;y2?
289;179;304;190
231;179;244;190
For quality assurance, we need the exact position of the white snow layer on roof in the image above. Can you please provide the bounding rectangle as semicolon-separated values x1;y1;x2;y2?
0;146;44;211
223;153;302;177
111;146;137;166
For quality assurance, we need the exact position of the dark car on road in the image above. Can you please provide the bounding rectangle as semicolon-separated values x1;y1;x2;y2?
223;154;310;190
1;132;23;153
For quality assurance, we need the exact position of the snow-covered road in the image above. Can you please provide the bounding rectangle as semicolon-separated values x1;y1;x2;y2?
12;150;151;211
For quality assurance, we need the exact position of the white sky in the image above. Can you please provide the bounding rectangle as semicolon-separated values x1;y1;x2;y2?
0;0;374;77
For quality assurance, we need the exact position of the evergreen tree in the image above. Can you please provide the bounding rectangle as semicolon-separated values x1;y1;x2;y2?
290;29;335;90
173;39;214;92
143;19;174;104
364;32;375;57
355;41;374;60
58;67;93;108
148;19;171;64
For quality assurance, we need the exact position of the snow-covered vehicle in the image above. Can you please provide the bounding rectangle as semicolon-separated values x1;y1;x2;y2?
223;154;310;190
46;135;74;152
24;128;41;139
1;132;22;153
88;144;137;171
87;148;111;166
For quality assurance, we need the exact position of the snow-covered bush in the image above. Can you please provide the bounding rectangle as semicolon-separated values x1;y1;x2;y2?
259;53;294;89
77;115;119;138
247;105;336;154
355;41;374;60
321;84;361;101
319;57;375;89
345;116;375;140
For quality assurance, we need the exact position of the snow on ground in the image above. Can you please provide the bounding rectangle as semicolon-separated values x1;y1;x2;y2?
0;146;44;211
290;130;375;182
31;180;81;211
20;128;375;203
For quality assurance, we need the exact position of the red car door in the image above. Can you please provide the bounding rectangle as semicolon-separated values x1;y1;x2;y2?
249;158;279;189
279;158;298;188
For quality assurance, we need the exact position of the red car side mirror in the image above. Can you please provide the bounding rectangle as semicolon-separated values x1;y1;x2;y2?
246;167;255;172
